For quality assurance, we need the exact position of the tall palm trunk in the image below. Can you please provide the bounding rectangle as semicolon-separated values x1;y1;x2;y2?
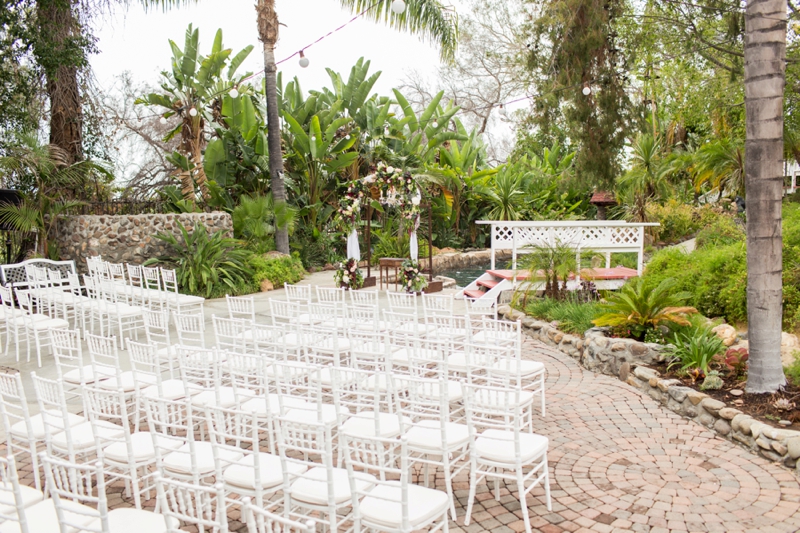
256;0;290;254
36;0;83;165
744;0;787;392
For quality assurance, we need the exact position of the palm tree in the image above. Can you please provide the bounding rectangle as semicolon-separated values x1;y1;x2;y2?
255;0;458;254
0;135;111;258
692;138;745;198
616;133;670;222
743;0;787;393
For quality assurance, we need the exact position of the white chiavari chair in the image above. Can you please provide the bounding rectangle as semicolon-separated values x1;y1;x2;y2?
153;474;228;533
86;333;146;429
161;268;204;315
284;283;312;304
225;294;256;322
15;289;68;367
348;288;378;308
173;311;206;349
50;328;106;402
315;286;346;304
0;454;43;531
212;315;252;354
127;340;192;403
242;498;316;533
421;292;454;319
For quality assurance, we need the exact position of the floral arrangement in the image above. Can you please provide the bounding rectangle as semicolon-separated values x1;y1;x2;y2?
337;179;367;232
333;258;364;290
364;162;421;223
399;258;428;294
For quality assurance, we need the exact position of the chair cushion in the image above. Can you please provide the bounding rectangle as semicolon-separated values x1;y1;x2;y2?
405;420;469;452
84;507;178;533
102;432;184;464
142;379;188;401
0;484;43;516
190;387;253;409
360;481;450;529
312;336;350;353
10;411;85;441
51;420;125;451
284;404;348;425
491;359;545;377
240;394;309;418
28;318;69;330
340;411;410;439
224;452;306;491
62;365;107;385
475;429;548;464
0;498;95;533
472;330;516;344
97;371;155;393
290;466;375;506
163;441;241;476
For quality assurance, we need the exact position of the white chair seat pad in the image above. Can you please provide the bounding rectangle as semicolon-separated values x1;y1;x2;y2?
63;365;107;385
0;484;43;516
142;379;188;401
11;411;85;440
241;394;306;417
340;412;410;439
0;497;95;533
491;359;545;377
52;420;125;451
446;352;468;372
102;431;184;463
290;466;375;506
360;481;450;529
224;453;306;490
173;293;204;305
475;429;549;464
406;420;469;452
85;507;178;533
98;371;154;392
163;441;241;476
28;317;69;330
312;336;350;353
391;347;440;364
472;330;516;344
190;387;253;409
284;404;348;425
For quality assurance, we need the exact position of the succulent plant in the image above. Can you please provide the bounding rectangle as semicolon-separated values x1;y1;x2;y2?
700;370;723;390
773;398;796;411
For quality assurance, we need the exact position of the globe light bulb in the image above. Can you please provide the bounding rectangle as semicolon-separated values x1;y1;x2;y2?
499;105;508;117
189;107;198;117
432;120;438;127
229;88;239;99
299;51;310;68
391;0;406;14
582;85;591;96
159;116;167;125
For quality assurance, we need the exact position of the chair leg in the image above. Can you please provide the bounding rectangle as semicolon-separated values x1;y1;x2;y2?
543;456;552;511
442;456;457;520
464;458;478;526
517;471;532;533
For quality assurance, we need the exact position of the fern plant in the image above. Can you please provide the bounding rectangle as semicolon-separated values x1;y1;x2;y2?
145;221;253;298
593;277;697;340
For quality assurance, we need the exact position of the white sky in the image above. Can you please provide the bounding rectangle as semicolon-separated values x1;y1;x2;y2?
91;0;446;98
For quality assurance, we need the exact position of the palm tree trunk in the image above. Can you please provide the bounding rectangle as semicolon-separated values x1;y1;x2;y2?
257;0;290;255
36;0;83;165
744;0;787;392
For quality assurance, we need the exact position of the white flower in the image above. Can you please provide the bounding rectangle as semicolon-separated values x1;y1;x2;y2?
343;274;350;281
387;166;395;173
412;196;421;206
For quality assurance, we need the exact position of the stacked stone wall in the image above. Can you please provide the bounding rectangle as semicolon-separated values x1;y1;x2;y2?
55;213;232;271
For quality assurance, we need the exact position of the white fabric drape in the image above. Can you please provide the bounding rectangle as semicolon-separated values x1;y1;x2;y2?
347;228;360;261
409;231;418;261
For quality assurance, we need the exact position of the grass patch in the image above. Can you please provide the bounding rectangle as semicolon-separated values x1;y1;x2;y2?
786;351;800;387
523;298;603;335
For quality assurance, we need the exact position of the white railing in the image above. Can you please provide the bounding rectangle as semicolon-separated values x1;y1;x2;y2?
476;220;660;277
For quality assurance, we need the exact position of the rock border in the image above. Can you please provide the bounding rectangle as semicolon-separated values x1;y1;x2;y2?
497;304;800;475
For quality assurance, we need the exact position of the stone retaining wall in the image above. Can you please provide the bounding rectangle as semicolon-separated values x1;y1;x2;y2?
431;249;512;273
55;213;233;270
497;304;800;475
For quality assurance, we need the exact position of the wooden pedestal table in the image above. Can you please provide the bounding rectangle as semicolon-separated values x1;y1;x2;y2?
379;258;404;290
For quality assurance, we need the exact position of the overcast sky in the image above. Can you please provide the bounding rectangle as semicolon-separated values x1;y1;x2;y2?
91;0;447;97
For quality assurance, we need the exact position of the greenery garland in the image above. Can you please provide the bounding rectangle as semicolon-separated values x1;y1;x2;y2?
333;257;365;290
400;258;428;294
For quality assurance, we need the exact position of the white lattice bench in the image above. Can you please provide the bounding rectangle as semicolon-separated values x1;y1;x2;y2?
0;258;78;289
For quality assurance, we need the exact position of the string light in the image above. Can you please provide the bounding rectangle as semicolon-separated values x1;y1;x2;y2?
159;116;167;124
391;0;406;14
298;51;310;68
582;84;592;96
499;105;508;117
189;108;198;117
229;87;239;98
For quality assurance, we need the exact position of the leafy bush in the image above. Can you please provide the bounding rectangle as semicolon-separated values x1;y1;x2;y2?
647;200;700;244
695;214;745;248
371;219;429;264
232;194;296;254
593;277;697;340
146;222;253;298
786;351;800;386
523;298;603;335
290;228;341;269
247;253;306;288
643;245;748;326
666;328;726;376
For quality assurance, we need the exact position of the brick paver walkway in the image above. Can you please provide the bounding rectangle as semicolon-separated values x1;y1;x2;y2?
10;338;800;532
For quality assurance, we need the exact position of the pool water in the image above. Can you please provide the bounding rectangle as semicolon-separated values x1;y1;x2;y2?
439;261;510;288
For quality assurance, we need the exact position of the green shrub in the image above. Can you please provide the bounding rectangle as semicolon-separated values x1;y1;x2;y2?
524;298;603;335
648;200;699;244
695;214;745;248
248;253;306;288
786;351;800;386
666;328;726;376
145;222;253;298
593;277;697;340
